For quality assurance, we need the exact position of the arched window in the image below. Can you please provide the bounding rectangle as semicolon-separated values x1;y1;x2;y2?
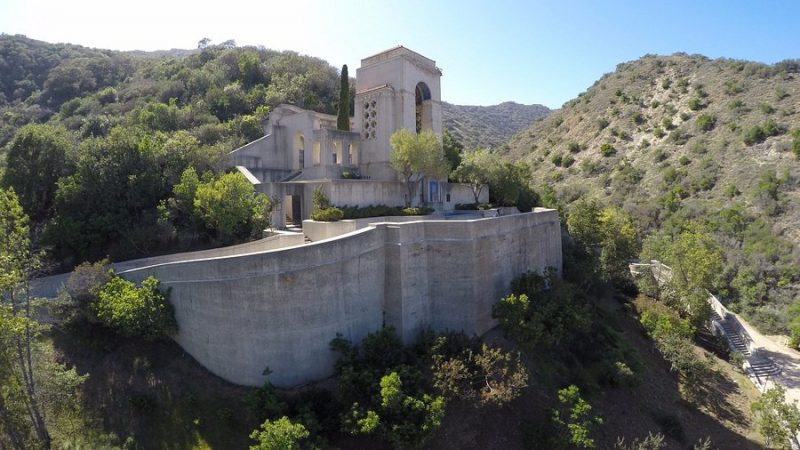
415;82;433;133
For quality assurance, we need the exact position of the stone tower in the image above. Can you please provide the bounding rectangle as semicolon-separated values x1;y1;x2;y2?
353;46;443;180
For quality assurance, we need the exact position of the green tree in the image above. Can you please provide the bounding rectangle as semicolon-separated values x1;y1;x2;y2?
93;275;177;341
451;149;498;204
45;126;166;262
442;129;463;173
751;385;800;449
345;371;445;450
337;65;350;131
389;129;450;207
2;123;73;222
249;416;313;450
193;171;271;242
641;224;722;325
487;161;538;211
552;385;603;449
0;188;51;447
493;272;591;350
567;199;639;287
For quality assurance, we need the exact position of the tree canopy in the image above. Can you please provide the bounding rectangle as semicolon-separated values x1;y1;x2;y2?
389;129;450;207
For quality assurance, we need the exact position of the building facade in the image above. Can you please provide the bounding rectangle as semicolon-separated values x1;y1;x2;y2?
229;46;483;227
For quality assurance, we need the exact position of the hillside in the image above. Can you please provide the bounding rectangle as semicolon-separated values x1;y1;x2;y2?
442;101;550;150
504;53;800;333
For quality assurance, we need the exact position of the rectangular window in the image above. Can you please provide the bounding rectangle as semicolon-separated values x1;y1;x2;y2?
332;153;337;165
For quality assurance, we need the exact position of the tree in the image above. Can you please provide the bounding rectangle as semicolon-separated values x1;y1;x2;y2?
451;149;498;204
337;65;350;131
44;126;166;262
345;371;445;449
249;416;313;450
93;275;177;341
193;171;271;242
442;129;463;172
432;342;528;407
751;385;800;449
389;129;450;207
552;385;603;449
0;188;51;447
493;272;591;350
566;199;639;287
2;123;73;222
643;224;722;325
487;161;538;211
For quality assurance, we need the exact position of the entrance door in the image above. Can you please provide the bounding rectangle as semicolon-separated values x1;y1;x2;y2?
291;195;302;225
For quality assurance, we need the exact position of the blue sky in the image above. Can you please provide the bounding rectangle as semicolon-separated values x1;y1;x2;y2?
1;0;798;108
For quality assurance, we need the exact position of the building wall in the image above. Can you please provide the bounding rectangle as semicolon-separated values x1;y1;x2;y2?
118;210;562;388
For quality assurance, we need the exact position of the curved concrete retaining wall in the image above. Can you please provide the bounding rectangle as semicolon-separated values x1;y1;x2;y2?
119;209;562;387
29;233;305;299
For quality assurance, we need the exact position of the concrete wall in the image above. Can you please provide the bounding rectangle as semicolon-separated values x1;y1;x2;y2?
121;228;387;387
118;209;562;388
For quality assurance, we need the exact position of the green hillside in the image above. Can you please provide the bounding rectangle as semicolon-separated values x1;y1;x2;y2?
504;53;800;334
442;101;550;150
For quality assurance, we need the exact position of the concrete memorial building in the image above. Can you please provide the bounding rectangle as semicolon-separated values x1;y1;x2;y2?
229;46;481;227
99;47;563;387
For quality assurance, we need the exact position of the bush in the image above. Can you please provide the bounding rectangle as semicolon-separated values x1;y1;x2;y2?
687;97;706;111
336;204;433;219
744;119;785;145
568;142;582;153
309;207;344;222
600;143;616;157
653;127;665;138
93;275;177;340
695;114;716;132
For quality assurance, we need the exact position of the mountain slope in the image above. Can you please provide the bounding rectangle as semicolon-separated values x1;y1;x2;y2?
442;101;550;150
504;53;800;333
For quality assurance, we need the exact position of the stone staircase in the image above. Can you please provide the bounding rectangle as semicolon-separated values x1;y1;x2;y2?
710;311;781;379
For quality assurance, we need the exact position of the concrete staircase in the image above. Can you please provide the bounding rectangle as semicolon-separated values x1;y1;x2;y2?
711;311;781;378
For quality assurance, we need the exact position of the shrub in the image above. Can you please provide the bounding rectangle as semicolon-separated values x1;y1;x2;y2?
668;129;690;145
93;275;177;340
401;207;432;216
792;129;800;158
631;112;645;125
568;142;582;153
597;118;609;131
551;154;563;166
600;143;616;157
494;272;591;350
687;98;705;111
695;114;715;132
337;204;432;219
310;207;344;222
653;127;665;138
661;117;674;130
744;119;785;145
249;416;311;450
562;154;575;168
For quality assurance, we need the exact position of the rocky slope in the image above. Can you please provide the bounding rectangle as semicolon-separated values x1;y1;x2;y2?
504;53;800;332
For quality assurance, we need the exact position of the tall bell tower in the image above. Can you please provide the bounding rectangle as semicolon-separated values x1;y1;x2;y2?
353;46;443;180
